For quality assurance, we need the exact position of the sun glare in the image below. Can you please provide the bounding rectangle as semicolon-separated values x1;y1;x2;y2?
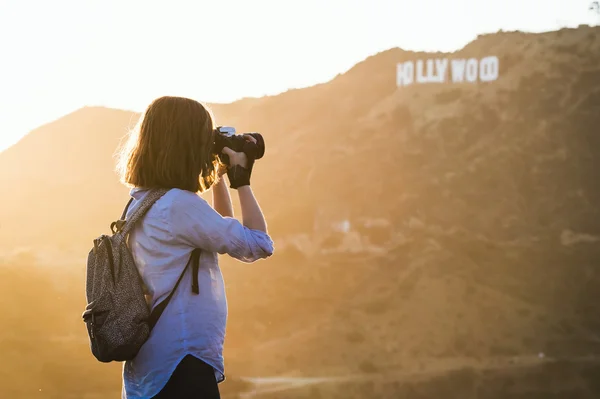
0;0;595;152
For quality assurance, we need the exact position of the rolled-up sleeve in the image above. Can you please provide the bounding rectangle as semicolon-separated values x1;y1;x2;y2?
168;190;274;263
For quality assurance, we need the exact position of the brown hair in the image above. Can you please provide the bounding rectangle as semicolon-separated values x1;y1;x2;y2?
117;96;220;193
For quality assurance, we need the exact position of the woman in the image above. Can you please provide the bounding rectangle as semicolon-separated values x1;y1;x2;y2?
116;96;274;399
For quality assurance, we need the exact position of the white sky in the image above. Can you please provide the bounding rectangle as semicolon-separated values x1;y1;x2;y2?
0;0;597;152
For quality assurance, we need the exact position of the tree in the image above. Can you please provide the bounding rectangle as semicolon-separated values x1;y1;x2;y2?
591;1;600;14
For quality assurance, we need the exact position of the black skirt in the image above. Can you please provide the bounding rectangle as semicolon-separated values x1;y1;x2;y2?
151;355;221;399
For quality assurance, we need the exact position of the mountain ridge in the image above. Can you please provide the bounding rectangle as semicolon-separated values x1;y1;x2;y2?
1;24;593;158
2;25;599;249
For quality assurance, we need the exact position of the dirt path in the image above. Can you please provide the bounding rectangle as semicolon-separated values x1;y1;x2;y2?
236;355;600;398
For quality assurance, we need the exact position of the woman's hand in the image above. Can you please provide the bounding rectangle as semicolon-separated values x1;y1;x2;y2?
222;147;248;168
221;135;256;169
222;135;258;189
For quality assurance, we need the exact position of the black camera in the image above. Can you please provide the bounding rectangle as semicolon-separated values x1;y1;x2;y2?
213;126;265;165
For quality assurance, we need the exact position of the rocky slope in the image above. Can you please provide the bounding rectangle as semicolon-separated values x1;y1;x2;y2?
220;24;600;375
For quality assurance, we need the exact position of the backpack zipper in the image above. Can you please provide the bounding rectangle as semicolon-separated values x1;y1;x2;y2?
90;313;96;339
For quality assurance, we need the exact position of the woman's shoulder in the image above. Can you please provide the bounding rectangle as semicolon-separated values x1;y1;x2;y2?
159;188;228;241
160;188;211;211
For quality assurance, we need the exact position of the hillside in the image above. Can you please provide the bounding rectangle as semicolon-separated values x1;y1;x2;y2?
0;107;137;251
1;26;600;398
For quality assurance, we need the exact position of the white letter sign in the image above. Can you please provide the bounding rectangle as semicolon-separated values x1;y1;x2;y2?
397;56;499;87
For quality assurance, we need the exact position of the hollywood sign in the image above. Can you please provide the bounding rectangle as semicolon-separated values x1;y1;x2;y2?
397;56;499;87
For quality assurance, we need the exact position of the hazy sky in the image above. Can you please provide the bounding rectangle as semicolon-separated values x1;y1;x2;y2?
0;0;597;152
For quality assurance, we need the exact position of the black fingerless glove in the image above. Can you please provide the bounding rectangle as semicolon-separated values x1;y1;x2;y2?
227;139;258;189
227;163;253;189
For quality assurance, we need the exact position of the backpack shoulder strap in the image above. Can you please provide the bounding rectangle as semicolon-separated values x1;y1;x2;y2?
120;198;134;220
115;189;170;236
111;188;202;329
148;248;202;330
110;198;134;234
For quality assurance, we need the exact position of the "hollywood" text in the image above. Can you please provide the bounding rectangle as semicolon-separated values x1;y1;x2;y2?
397;56;500;87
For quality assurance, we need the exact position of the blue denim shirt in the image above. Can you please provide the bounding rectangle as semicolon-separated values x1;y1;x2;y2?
121;187;274;399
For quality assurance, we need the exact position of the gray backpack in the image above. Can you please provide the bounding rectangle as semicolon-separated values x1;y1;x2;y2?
82;189;201;362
